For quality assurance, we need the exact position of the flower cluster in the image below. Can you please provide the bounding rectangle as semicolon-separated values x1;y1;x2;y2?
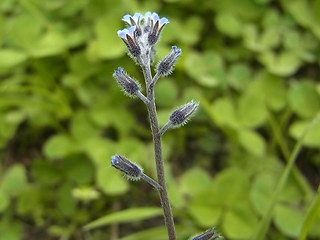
117;12;169;59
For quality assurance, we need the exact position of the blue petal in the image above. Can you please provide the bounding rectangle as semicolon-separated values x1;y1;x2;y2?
160;17;169;25
152;12;160;22
122;14;132;24
132;12;142;22
127;25;136;36
117;28;128;38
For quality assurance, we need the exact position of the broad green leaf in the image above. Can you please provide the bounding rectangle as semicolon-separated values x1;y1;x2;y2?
210;97;239;128
43;134;76;158
237;92;268;128
274;204;304;238
155;79;179;108
215;12;243;38
188;204;222;227
0;219;22;240
258;51;301;76
238;129;266;156
62;154;94;184
185;51;226;88
70;111;100;142
31;159;63;186
250;71;286;111
222;207;258;238
288;81;320;119
289;120;320;147
227;63;252;91
57;182;77;216
0;187;9;212
83;207;163;231
94;15;126;59
1;164;27;197
30;31;66;57
0;49;27;69
180;168;212;197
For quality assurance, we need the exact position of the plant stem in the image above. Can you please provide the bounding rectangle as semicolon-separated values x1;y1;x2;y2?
140;58;177;240
252;112;320;240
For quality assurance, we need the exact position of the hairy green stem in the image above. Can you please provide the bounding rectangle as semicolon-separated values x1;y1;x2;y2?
252;112;320;240
140;57;176;240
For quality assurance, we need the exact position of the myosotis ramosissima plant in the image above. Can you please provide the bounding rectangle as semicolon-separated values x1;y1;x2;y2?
110;12;223;240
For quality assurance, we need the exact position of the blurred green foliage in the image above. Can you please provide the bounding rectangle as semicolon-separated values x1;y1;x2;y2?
0;0;320;239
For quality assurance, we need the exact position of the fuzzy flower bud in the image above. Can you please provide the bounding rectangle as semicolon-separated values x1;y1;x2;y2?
192;228;224;240
169;100;199;126
113;67;140;96
157;46;181;75
111;155;142;180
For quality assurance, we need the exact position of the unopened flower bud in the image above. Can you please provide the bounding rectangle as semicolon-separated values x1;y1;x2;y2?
192;228;224;240
113;67;140;96
111;155;142;180
157;46;181;75
169;100;199;126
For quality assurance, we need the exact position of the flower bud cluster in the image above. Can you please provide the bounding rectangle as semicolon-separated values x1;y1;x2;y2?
117;12;169;58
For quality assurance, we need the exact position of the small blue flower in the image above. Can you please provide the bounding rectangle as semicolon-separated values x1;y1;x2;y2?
117;25;136;39
117;26;141;57
122;13;143;26
144;12;169;45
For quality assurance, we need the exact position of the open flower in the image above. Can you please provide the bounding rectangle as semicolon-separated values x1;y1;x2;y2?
122;13;143;36
117;25;141;57
144;12;169;45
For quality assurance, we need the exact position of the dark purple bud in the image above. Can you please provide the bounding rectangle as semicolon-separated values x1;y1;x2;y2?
192;228;224;240
169;101;199;126
111;155;142;180
157;46;181;75
113;67;140;96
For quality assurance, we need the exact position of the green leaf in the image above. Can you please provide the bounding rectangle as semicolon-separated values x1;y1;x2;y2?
238;129;266;156
62;154;94;184
1;164;27;197
185;51;226;88
83;207;163;231
215;12;243;38
93;15;126;59
288;81;320;119
57;182;77;216
155;79;179;108
0;219;22;240
258;51;301;76
31;159;63;186
274;204;304;238
289;120;320;147
0;187;9;212
188;204;222;227
70;111;100;142
227;63;252;91
237;92;268;128
180;168;212;197
0;49;27;69
222;207;258;239
30;31;66;57
119;226;168;240
209;97;239;128
43;134;76;158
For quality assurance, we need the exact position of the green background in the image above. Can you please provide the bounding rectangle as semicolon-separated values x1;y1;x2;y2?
0;0;320;239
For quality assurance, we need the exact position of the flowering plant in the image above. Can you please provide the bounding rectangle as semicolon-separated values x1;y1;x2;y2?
111;12;223;240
